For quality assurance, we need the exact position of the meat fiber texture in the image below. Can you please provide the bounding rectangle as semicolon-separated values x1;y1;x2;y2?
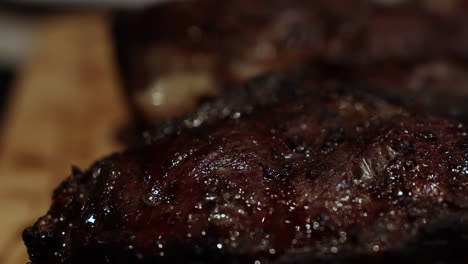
24;72;468;264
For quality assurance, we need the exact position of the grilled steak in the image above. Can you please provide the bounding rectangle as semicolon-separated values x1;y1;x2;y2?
24;73;468;263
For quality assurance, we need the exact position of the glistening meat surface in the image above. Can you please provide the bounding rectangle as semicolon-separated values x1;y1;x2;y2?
24;74;468;263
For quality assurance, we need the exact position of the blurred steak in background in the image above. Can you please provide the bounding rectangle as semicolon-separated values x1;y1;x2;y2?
115;0;468;128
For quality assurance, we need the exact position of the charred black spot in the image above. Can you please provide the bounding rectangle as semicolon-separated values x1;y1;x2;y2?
71;166;84;179
392;139;415;154
285;138;297;151
285;138;308;153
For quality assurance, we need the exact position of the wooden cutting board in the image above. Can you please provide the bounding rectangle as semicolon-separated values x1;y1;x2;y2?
0;11;129;264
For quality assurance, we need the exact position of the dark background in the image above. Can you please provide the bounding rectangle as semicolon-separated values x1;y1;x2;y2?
0;70;12;121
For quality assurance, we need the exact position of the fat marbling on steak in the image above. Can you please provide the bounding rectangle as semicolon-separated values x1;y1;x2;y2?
23;72;468;263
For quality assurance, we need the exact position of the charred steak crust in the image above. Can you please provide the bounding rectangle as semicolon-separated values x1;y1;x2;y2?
24;73;468;263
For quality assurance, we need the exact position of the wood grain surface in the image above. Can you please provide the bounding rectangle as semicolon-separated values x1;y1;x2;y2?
0;12;129;264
